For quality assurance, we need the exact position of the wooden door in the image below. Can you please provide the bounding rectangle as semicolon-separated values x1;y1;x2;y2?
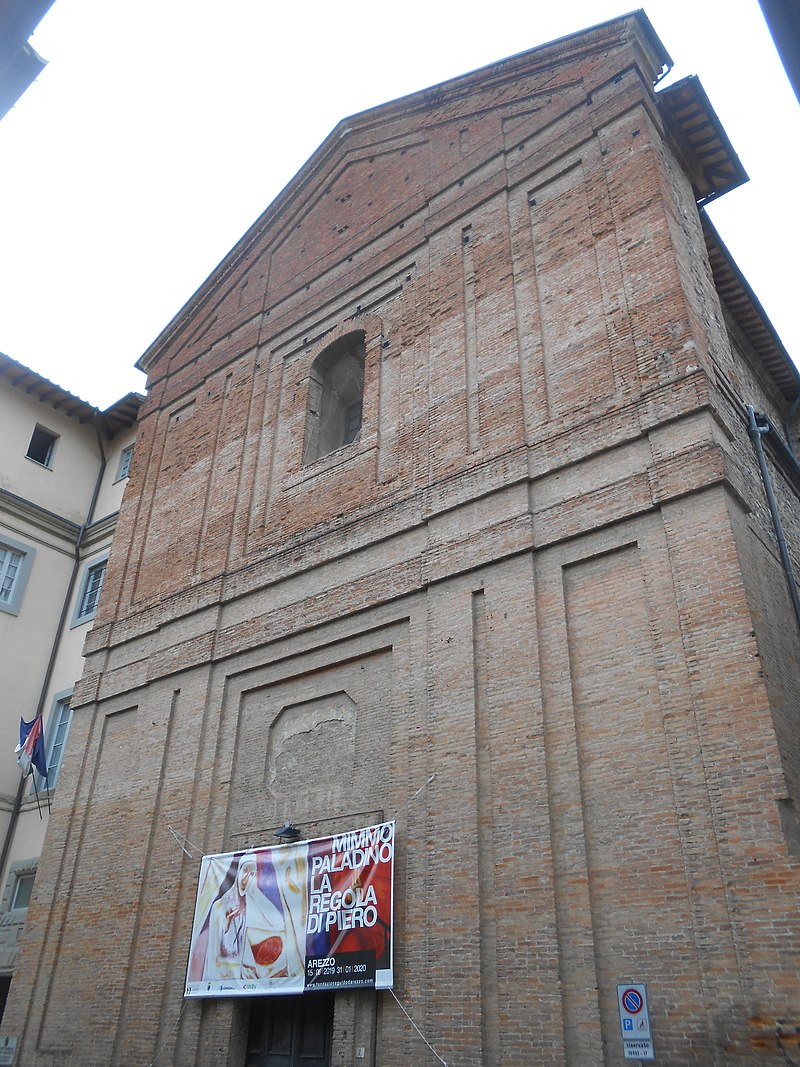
245;993;333;1067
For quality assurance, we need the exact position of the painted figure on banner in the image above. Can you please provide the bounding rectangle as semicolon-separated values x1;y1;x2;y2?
270;844;308;975
189;848;307;983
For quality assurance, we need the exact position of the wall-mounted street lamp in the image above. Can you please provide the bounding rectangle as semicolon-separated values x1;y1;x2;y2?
274;822;301;843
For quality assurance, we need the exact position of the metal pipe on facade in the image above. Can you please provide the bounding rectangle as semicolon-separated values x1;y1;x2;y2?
746;405;800;634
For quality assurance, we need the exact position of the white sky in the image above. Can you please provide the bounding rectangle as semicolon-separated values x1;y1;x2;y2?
0;0;797;409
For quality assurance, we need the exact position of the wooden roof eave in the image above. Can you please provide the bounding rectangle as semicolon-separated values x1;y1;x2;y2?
702;212;800;403
0;352;144;436
657;74;748;205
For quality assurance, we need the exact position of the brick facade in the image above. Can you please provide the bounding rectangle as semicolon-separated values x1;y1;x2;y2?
4;14;799;1065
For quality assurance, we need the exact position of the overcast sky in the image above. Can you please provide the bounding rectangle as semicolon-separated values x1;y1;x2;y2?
0;0;797;409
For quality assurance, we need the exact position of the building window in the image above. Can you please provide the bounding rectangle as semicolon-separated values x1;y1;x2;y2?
0;547;23;605
2;859;38;915
26;424;59;467
71;555;108;626
0;536;35;617
79;560;106;617
32;693;72;794
10;873;35;911
116;444;134;481
303;332;365;465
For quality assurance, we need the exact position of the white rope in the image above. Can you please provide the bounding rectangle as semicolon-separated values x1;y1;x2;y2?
389;989;449;1066
167;824;205;859
392;773;436;819
148;998;189;1066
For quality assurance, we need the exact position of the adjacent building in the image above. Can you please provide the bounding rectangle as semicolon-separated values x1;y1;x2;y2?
4;13;800;1065
0;353;140;1021
0;0;55;121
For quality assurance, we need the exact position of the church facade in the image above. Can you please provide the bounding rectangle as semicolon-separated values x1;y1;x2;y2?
4;13;800;1065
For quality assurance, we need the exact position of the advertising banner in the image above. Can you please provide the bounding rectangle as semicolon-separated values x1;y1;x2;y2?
184;821;394;998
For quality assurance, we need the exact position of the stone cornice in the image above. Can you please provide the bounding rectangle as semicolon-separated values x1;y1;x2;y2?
0;488;119;554
0;487;80;544
81;511;118;552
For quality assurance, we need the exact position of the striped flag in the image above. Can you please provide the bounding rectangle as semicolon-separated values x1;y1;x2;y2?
15;716;48;781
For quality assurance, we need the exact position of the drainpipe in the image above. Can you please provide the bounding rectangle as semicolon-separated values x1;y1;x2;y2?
747;405;800;635
0;425;107;889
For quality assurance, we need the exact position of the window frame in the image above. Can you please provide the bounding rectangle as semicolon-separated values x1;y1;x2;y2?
70;552;109;627
31;690;73;794
10;873;35;911
0;534;35;617
25;424;59;468
115;444;134;482
2;858;38;915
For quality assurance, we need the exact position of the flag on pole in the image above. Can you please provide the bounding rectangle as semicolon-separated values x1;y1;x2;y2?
16;715;48;782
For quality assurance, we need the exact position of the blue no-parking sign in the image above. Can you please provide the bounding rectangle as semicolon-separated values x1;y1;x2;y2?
616;983;654;1060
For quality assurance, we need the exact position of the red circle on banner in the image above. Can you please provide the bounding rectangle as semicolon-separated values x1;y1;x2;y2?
253;936;283;966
